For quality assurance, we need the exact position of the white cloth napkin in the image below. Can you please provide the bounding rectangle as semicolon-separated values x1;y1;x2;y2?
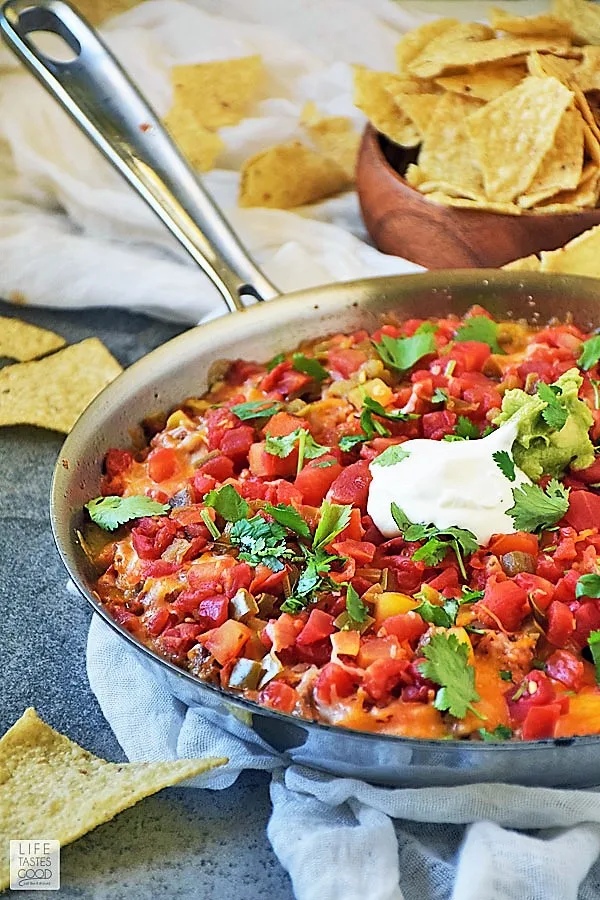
87;615;600;900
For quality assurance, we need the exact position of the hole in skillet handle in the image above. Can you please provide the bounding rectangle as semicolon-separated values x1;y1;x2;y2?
7;3;82;66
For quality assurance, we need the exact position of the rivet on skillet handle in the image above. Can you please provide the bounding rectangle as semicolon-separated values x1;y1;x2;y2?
0;0;281;313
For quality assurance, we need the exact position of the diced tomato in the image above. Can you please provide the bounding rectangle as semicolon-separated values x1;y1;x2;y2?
198;619;252;665
363;657;411;703
476;576;529;631
258;681;299;714
507;670;556;724
422;410;457;440
264;613;305;652
275;480;304;505
514;573;555;611
141;559;181;578
222;562;254;599
220;425;255;463
192;472;216;499
573;601;600;649
379;611;428;645
553;569;580;603
536;553;564;583
327;460;372;511
335;508;365;543
331;539;376;565
145;607;171;637
295;456;343;506
147;447;178;483
427;567;459;593
205;407;238;451
296;609;335;645
104;448;133;477
250;565;288;595
489;532;539;558
294;637;333;666
327;557;356;584
196;454;235;481
447;341;491;374
248;441;297;478
575;457;600;485
265;411;306;437
357;635;401;668
314;662;358;705
546;649;584;691
327;347;367;377
261;364;311;399
160;622;202;657
546;601;576;647
131;517;178;560
521;703;561;740
196;595;229;630
381;556;426;593
564;490;600;532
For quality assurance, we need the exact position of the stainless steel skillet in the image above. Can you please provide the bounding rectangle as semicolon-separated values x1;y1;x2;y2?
5;0;600;788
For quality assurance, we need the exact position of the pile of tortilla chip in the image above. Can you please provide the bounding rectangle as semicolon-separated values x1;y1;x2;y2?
0;316;122;433
0;708;226;891
504;221;600;274
354;2;600;215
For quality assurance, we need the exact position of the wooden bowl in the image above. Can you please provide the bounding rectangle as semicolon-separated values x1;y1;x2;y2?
356;124;600;269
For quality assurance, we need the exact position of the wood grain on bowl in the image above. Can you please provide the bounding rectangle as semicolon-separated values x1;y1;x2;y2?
356;125;600;269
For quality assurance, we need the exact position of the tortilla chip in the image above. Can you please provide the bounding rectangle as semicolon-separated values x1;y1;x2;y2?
572;46;600;91
300;103;360;181
582;116;600;163
416;93;485;200
466;76;573;202
435;63;526;102
526;50;579;81
353;67;420;146
424;192;522;214
503;254;542;271
410;33;574;79
539;223;600;273
165;56;264;132
0;317;65;362
164;111;224;172
0;338;122;433
552;0;600;46
72;0;140;25
395;19;460;74
534;163;600;210
238;141;349;209
0;708;226;891
384;91;441;137
517;106;584;207
490;7;574;39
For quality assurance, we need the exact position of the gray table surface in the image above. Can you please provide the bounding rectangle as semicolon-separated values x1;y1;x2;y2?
0;300;294;900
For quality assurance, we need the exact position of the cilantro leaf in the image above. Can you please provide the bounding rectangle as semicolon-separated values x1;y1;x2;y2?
292;353;328;383
389;504;477;579
281;547;339;612
339;433;368;451
576;573;600;599
456;416;479;439
362;396;415;423
85;495;170;531
372;445;410;467
417;632;482;719
412;537;450;567
414;598;459;628
390;503;413;533
493;449;516;482
346;583;369;625
506;478;570;533
265;428;328;462
461;586;484;603
229;515;294;571
264;503;311;539
479;725;512;741
588;630;600;684
537;382;568;430
578;335;600;371
267;352;285;371
204;484;250;523
231;399;281;420
374;331;436;372
432;387;448;405
455;315;503;354
313;500;352;550
415;322;438;334
499;670;513;682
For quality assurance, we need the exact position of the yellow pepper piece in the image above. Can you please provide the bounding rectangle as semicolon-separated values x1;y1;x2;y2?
374;591;418;626
347;378;394;410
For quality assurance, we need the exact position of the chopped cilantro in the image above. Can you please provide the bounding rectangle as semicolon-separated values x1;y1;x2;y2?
443;416;479;441
373;330;436;372
265;427;329;472
346;583;369;626
338;397;415;452
229;516;294;572
493;450;516;482
478;725;512;741
412;537;451;567
292;352;328;383
339;433;368;452
537;382;568;430
414;598;459;628
576;573;600;599
461;586;484;603
417;632;482;719
455;315;503;354
263;503;311;539
415;322;438;334
85;495;170;531
432;387;448;405
588;630;600;684
313;500;352;549
530;659;546;671
204;484;250;523
267;352;286;371
362;396;416;423
372;445;410;467
506;478;570;533
230;399;281;420
389;504;478;579
200;508;220;539
578;335;600;371
499;670;513;682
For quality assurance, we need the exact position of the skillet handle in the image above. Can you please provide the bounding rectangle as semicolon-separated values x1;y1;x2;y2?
0;0;281;313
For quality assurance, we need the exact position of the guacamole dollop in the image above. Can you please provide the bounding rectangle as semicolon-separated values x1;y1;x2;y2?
493;368;594;481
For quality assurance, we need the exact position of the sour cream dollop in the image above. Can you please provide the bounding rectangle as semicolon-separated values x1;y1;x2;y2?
367;420;530;546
